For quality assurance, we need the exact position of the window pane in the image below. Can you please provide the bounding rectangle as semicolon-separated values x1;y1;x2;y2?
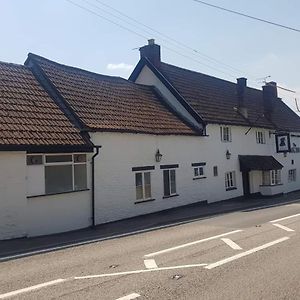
74;154;87;163
199;167;204;176
194;168;199;177
170;169;176;194
46;155;72;163
45;165;73;194
74;164;87;190
144;172;151;199
135;173;143;200
163;170;170;196
27;155;43;165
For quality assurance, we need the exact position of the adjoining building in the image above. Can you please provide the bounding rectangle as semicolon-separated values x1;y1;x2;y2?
0;41;299;240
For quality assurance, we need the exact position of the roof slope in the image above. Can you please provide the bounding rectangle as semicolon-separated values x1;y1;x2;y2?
158;62;300;132
27;54;199;136
0;61;91;151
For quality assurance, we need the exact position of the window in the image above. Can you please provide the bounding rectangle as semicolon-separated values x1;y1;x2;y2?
26;154;88;195
135;171;152;201
213;166;218;177
163;169;177;197
225;171;236;190
192;162;206;179
288;169;296;182
220;126;231;142
27;155;43;165
262;170;281;186
256;131;266;144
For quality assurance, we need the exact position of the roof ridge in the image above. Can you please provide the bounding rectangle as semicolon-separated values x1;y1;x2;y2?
0;60;29;69
161;62;262;93
26;53;129;83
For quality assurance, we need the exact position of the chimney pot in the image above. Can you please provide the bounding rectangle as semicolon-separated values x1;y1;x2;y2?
148;39;155;45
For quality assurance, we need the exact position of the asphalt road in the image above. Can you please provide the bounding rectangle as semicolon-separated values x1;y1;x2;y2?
0;201;300;299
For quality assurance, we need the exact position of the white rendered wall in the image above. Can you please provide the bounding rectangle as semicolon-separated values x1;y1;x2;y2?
91;126;300;225
0;152;27;240
26;189;91;237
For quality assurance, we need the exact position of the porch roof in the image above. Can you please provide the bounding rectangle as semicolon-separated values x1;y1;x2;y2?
239;155;283;172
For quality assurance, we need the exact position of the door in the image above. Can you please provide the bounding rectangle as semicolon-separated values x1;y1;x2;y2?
242;171;250;196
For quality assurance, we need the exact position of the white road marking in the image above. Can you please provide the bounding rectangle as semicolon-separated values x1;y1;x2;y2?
0;279;67;299
116;293;140;300
74;263;208;280
272;223;295;232
270;213;300;223
205;236;289;270
144;229;243;258
144;259;158;269
221;238;242;250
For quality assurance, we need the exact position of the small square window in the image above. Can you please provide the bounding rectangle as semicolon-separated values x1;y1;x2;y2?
193;166;204;178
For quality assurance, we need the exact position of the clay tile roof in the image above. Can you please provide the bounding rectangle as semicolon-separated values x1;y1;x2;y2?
28;54;199;135
158;62;300;132
0;61;92;151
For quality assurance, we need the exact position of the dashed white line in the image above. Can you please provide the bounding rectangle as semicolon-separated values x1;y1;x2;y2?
144;229;243;258
0;279;67;299
272;223;295;232
221;238;242;250
205;236;289;270
270;213;300;223
116;293;140;300
144;259;158;269
74;263;208;280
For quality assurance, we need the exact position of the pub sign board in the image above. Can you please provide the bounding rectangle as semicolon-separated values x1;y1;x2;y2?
275;133;291;153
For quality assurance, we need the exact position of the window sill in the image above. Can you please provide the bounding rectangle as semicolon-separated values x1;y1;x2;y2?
225;187;237;191
259;184;283;187
134;198;155;204
193;176;207;180
163;194;179;199
27;188;90;199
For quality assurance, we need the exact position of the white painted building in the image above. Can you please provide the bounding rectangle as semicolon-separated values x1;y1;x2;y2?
1;42;300;240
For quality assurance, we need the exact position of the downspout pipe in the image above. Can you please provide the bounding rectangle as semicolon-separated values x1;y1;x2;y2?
91;145;102;227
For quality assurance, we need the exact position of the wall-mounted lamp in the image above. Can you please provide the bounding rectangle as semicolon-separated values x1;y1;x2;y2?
226;150;231;160
155;149;163;162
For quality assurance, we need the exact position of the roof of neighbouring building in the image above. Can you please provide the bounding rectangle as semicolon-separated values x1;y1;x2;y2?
25;54;201;136
130;57;300;132
0;61;92;152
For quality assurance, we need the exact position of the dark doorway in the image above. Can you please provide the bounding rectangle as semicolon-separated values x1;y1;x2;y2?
242;171;250;196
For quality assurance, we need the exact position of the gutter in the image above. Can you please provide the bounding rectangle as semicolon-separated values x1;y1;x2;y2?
91;145;102;227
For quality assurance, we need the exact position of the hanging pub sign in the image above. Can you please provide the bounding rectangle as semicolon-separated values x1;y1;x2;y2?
275;133;291;153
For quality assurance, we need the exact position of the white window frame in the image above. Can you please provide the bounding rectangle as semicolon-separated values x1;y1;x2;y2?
220;126;232;142
225;171;236;190
134;171;152;201
256;131;266;144
193;166;205;179
27;153;88;194
163;169;177;197
288;169;296;182
262;170;281;186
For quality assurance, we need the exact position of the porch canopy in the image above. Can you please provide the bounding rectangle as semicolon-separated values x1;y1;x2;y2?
239;155;283;172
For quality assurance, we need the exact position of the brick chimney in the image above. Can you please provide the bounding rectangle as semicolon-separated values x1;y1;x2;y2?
263;81;278;115
139;39;161;68
236;77;248;118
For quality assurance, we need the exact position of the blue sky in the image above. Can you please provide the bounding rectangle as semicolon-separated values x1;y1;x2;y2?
1;0;299;113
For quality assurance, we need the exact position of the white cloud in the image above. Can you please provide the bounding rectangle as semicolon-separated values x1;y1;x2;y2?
106;63;133;71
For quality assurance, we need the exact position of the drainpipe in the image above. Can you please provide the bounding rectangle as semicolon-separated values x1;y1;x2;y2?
91;145;102;227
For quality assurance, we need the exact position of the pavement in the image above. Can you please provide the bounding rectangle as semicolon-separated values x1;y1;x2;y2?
0;196;299;299
1;190;300;260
